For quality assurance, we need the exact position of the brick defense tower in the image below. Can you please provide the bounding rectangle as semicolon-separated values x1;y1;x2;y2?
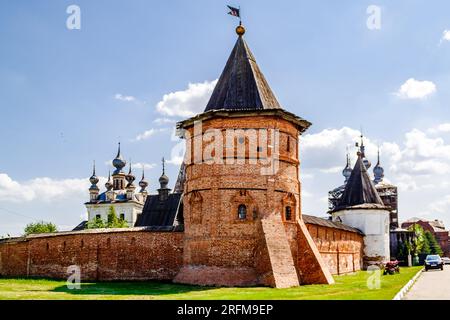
174;24;334;288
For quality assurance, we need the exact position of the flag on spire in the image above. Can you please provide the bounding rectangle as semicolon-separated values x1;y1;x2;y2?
227;5;240;18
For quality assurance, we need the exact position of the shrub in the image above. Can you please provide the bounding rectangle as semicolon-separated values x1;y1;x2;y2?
24;221;58;235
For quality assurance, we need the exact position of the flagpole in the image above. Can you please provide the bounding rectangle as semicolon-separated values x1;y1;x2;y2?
239;6;242;25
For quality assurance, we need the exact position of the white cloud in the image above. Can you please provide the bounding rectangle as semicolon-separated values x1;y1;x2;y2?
395;78;436;99
153;118;176;125
131;162;156;170
402;129;450;160
428;123;450;134
429;195;450;214
156;80;218;118
0;173;88;203
134;128;168;141
441;30;450;43
166;156;184;166
437;123;450;133
103;160;156;171
320;166;342;174
300;125;450;228
114;93;136;102
301;127;368;170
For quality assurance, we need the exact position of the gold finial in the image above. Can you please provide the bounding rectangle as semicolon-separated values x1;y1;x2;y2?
236;23;245;36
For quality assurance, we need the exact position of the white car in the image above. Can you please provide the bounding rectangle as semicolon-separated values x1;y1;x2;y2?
442;257;450;265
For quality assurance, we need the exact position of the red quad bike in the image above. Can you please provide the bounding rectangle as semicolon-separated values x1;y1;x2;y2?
383;260;400;275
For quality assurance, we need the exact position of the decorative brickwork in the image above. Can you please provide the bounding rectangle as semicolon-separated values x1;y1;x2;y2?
174;113;335;287
305;222;364;275
0;229;183;281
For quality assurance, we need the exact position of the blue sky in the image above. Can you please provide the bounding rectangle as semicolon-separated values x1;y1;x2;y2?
1;0;450;236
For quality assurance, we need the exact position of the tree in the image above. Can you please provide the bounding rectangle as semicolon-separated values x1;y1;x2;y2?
106;206;128;228
86;216;105;229
420;234;431;255
396;240;413;260
87;206;128;229
107;206;119;228
425;231;443;256
396;241;407;259
407;224;427;255
24;221;57;235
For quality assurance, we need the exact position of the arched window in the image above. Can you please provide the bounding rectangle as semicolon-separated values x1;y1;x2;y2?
238;204;247;220
285;206;292;221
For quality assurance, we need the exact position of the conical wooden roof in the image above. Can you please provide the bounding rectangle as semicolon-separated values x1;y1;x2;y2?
205;35;282;112
334;154;385;211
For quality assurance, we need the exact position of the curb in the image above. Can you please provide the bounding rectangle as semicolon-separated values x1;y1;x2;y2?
392;268;423;300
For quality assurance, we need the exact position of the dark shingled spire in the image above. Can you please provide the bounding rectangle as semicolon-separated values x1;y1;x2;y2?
334;154;384;210
204;33;282;112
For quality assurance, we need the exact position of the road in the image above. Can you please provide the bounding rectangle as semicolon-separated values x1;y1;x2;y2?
404;266;450;300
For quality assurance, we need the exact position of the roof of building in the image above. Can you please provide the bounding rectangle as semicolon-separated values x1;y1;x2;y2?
402;217;447;232
177;108;311;134
303;214;364;235
4;226;184;244
173;162;186;194
134;193;183;227
331;154;386;212
86;190;143;205
73;221;87;231
204;30;281;112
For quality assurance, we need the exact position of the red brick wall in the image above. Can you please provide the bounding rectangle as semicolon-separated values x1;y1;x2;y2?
305;223;364;275
0;230;184;281
175;114;334;287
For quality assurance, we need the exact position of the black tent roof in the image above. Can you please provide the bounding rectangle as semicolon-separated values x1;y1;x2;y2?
332;155;385;212
134;193;183;227
204;34;281;112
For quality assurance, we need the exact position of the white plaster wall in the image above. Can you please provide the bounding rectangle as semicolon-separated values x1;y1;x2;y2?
332;209;390;262
86;202;144;227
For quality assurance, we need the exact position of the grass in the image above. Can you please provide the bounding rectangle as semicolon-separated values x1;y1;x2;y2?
0;267;422;300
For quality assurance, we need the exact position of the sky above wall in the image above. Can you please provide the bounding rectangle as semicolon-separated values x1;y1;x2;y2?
1;0;450;236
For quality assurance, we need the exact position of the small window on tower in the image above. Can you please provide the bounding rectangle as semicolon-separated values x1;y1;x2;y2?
287;136;291;152
238;204;247;220
285;206;292;221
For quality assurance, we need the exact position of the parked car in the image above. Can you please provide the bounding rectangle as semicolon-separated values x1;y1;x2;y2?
442;257;450;265
424;255;444;271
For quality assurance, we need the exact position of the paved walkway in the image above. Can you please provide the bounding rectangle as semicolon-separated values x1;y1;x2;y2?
404;266;450;300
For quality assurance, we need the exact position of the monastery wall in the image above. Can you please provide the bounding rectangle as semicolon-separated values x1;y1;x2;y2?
305;222;364;275
0;228;184;281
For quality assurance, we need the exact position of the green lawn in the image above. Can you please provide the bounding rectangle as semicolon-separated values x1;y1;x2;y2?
0;267;422;300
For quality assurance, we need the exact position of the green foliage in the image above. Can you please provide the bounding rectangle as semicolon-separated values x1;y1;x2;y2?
407;224;427;255
407;224;444;256
396;241;410;259
107;206;128;228
424;231;443;256
24;221;57;236
420;234;431;254
86;216;105;229
86;206;128;229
